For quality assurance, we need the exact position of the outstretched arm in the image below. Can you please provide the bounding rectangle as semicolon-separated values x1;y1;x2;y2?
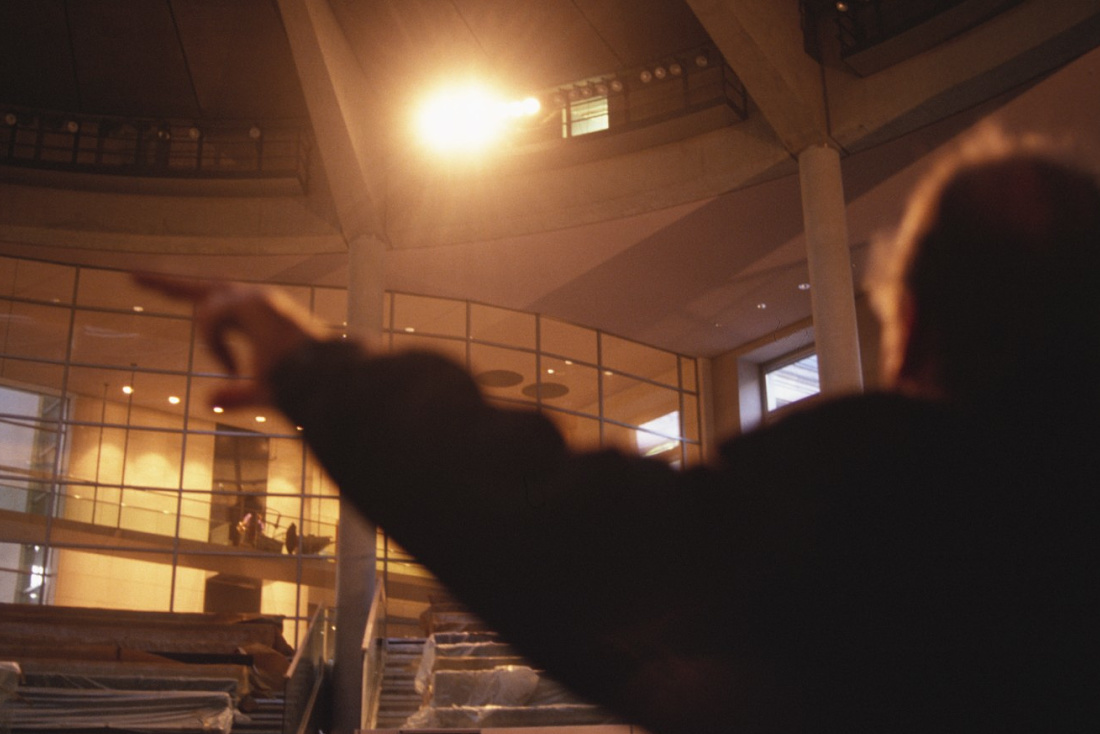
134;273;737;733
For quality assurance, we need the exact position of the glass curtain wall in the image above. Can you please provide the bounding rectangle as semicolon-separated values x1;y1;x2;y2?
0;257;701;646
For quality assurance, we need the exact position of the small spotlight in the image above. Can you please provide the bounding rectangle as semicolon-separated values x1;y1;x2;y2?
255;415;267;423
669;63;683;76
65;120;79;133
168;396;181;405
798;282;812;291
212;406;224;414
594;82;609;95
3;112;17;126
188;126;201;140
695;54;709;68
122;385;134;395
248;125;262;140
756;303;767;310
609;79;624;93
132;305;144;312
654;66;667;80
640;70;653;83
836;1;849;11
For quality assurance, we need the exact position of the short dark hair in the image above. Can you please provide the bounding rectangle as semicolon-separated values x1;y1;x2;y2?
874;132;1100;405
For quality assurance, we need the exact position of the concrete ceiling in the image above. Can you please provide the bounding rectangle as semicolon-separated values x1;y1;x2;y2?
2;1;1100;358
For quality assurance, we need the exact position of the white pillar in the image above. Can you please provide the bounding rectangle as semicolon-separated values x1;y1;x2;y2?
331;233;386;734
797;144;863;395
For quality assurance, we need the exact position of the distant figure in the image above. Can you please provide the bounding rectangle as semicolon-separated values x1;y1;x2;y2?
138;131;1100;734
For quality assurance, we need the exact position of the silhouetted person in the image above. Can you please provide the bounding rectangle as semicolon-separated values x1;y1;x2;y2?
138;132;1100;734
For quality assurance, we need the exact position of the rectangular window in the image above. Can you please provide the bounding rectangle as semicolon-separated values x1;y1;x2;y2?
763;350;820;415
563;96;609;138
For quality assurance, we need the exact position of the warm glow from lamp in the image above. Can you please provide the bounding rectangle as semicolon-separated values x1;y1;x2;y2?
417;86;540;152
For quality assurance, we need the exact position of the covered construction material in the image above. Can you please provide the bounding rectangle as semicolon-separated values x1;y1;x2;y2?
5;688;235;733
405;633;618;729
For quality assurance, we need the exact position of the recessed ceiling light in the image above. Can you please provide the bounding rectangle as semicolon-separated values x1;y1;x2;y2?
167;396;181;405
122;385;134;395
546;368;555;374
798;282;811;291
212;406;224;414
255;416;267;423
756;303;767;310
132;306;144;312
404;327;415;333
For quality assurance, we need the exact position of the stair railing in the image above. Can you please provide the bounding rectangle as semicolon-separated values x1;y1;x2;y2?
283;605;332;734
360;580;388;730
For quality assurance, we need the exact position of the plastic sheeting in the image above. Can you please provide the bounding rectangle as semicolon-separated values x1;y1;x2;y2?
404;703;620;729
414;636;519;693
429;668;583;707
6;687;234;733
405;633;620;731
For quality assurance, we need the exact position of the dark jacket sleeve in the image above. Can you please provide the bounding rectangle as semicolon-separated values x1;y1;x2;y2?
271;340;758;733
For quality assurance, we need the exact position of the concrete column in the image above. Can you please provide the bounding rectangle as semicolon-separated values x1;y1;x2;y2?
797;144;863;395
331;233;386;734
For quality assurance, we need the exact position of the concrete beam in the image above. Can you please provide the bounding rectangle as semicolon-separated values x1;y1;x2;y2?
685;0;830;153
275;0;386;243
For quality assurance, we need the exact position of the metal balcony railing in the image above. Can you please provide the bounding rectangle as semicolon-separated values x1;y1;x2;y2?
0;107;311;182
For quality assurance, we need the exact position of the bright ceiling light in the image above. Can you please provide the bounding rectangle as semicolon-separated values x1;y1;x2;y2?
416;86;540;152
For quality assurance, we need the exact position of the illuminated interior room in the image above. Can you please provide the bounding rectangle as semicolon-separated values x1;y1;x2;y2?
2;1;1099;732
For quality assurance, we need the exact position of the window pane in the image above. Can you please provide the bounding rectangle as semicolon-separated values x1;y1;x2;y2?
567;96;609;137
680;356;697;393
470;343;536;404
681;393;700;442
53;549;173;611
67;366;189;431
764;353;820;411
71;312;190;370
0;299;72;361
603;372;680;430
470;304;534;349
538;356;599;415
0;359;65;393
602;334;678;386
540;317;597;364
0;258;76;303
393;293;466;337
77;269;191;316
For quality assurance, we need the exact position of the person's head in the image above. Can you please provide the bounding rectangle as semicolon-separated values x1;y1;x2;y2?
872;131;1100;407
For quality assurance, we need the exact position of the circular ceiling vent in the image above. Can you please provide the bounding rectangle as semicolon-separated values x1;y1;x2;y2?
521;382;570;399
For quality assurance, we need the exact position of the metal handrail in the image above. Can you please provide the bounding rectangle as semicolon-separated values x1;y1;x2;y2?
283;605;331;734
360;580;388;730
